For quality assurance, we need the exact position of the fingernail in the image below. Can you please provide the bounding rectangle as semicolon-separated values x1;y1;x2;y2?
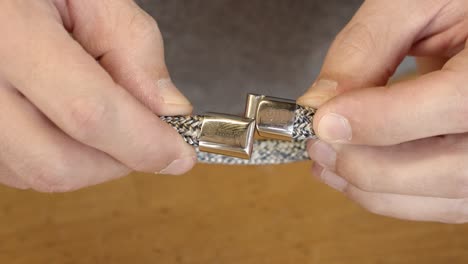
312;163;347;192
311;162;325;178
298;79;338;107
312;79;338;92
157;78;191;105
158;156;196;175
307;140;337;168
317;113;352;142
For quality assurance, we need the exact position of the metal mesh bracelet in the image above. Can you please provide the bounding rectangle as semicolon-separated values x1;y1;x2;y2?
161;94;316;165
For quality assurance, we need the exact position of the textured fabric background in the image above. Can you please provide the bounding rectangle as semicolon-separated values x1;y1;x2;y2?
136;0;414;114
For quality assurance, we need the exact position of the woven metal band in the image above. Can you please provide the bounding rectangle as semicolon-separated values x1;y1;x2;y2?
161;105;316;165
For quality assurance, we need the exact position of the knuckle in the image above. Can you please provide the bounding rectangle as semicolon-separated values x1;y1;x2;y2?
128;10;159;41
334;22;377;59
332;21;397;79
65;97;108;143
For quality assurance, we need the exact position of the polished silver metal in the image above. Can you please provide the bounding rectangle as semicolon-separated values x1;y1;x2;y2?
196;94;299;159
245;94;297;141
198;113;256;159
245;94;263;119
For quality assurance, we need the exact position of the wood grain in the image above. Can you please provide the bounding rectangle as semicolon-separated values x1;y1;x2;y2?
1;162;467;263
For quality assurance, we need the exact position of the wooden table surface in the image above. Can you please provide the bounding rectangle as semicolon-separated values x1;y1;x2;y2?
1;161;467;263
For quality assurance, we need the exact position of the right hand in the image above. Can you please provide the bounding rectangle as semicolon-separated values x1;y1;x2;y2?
298;0;468;223
0;0;196;192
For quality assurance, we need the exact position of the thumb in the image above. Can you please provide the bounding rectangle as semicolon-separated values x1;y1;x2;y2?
312;48;468;146
55;0;191;116
297;0;446;108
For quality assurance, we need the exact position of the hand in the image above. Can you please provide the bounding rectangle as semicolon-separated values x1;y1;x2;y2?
0;0;196;192
298;0;468;223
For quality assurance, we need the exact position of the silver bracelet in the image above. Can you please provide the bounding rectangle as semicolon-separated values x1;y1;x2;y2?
161;94;316;165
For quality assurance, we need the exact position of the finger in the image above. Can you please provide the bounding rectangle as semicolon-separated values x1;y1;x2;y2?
0;3;196;174
310;134;468;199
312;164;468;223
0;79;131;192
61;0;192;115
410;18;468;58
0;163;29;190
348;188;468;224
312;49;468;145
298;0;451;108
347;182;468;224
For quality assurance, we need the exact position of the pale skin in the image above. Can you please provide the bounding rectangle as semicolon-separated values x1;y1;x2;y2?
1;0;467;223
0;0;197;192
298;0;468;223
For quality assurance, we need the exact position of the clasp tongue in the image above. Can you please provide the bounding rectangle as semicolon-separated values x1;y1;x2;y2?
245;94;296;141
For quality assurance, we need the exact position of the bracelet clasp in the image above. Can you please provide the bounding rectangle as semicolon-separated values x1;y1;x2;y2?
245;94;297;141
198;113;256;159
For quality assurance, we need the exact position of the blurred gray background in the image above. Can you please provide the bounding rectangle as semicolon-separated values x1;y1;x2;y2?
137;0;414;114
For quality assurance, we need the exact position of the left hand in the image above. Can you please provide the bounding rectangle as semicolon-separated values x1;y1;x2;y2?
298;0;468;223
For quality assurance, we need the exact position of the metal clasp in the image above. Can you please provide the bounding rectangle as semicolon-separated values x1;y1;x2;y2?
245;94;297;141
198;113;256;159
196;94;298;160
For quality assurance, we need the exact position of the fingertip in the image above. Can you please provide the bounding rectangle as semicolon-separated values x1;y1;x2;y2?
306;138;319;153
307;140;337;169
157;78;190;105
310;91;359;146
158;155;197;176
158;103;193;116
297;79;338;108
311;162;324;179
318;168;348;192
180;140;198;160
315;113;353;143
154;78;193;115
